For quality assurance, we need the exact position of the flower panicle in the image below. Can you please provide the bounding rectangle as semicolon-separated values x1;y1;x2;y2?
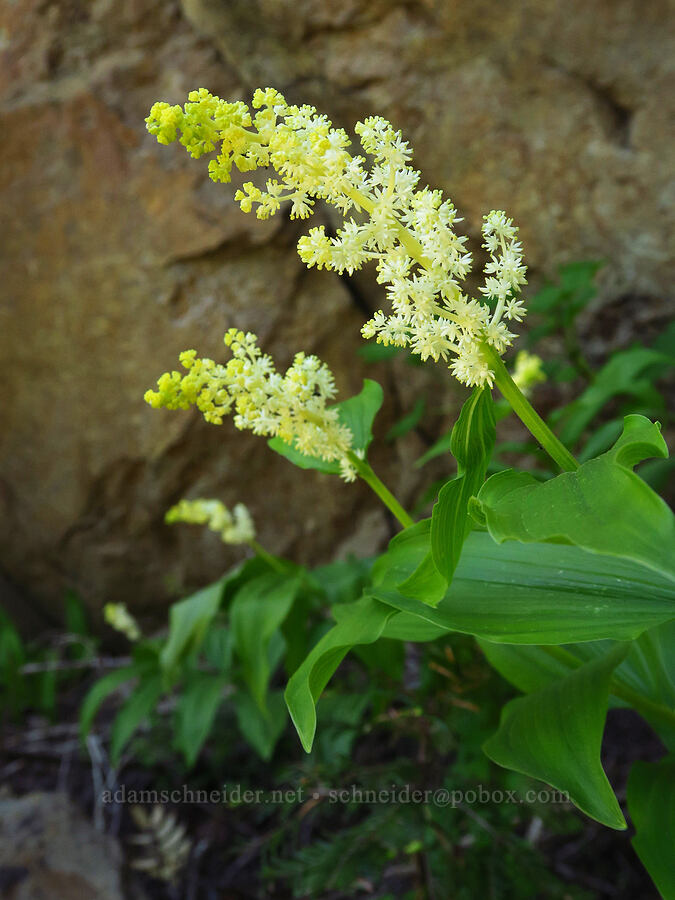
145;329;356;480
510;350;546;397
165;498;256;545
147;87;529;387
104;603;141;642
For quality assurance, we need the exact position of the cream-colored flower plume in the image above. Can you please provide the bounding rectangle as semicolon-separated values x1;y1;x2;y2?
147;88;528;386
145;328;356;480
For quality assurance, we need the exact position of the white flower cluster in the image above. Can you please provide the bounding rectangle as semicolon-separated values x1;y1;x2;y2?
511;350;546;397
104;603;141;642
165;498;256;545
145;329;356;480
146;88;528;386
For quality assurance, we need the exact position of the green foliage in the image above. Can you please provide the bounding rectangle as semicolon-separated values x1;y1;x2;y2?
110;672;164;765
372;525;675;643
430;386;495;582
76;245;674;896
474;415;675;582
480;620;675;753
79;664;144;740
527;260;602;343
233;689;288;761
285;595;395;752
230;572;300;712
626;756;675;898
483;645;628;829
160;579;225;675
1;595;94;720
557;347;673;450
174;672;230;767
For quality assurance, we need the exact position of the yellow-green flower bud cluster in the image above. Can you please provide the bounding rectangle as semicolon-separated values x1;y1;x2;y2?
144;329;356;480
146;88;529;387
511;350;546;397
165;498;256;545
104;603;141;642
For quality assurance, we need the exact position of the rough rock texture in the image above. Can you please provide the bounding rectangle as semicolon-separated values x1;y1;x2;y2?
0;792;125;899
0;0;673;621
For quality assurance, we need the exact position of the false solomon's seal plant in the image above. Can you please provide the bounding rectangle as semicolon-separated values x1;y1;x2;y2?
86;88;674;896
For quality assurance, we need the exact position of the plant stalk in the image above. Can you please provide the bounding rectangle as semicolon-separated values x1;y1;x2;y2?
348;453;415;529
483;345;579;473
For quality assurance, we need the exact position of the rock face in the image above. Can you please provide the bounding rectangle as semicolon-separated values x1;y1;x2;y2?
0;0;672;621
0;792;125;900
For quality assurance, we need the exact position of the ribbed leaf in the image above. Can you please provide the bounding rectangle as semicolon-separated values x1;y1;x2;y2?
483;645;628;829
475;415;675;582
231;572;300;712
160;579;225;674
285;595;395;752
174;672;228;767
371;527;675;643
110;673;164;765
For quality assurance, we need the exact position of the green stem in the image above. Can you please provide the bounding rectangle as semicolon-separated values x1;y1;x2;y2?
483;345;579;473
248;539;287;574
541;645;675;731
348;452;415;529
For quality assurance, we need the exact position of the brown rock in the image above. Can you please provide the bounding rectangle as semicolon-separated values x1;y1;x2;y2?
0;792;125;900
1;0;672;621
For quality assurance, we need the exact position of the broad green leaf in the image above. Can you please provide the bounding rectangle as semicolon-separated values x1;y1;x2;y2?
332;378;383;453
230;573;300;712
371;519;431;588
475;415;675;582
483;645;628;829
266;438;342;474
311;556;373;606
371;528;675;643
478;642;571;695
616;621;675;750
576;418;623;462
431;386;495;582
174;672;228;767
380;612;449;642
268;379;383;473
396;551;447;607
285;595;395;752
234;689;287;761
110;672;164;764
160;579;225;674
80;665;140;738
482;621;675;751
202;626;234;673
626;756;675;898
221;556;284;606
